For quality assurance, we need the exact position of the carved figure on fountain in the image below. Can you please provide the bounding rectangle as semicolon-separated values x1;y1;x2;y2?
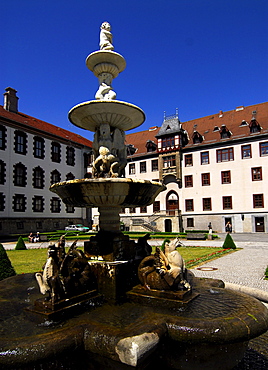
92;123;127;178
95;72;116;100
138;238;191;291
99;21;114;51
35;240;97;309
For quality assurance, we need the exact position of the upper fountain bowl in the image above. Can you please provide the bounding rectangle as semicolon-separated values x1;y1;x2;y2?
50;178;166;208
68;100;145;131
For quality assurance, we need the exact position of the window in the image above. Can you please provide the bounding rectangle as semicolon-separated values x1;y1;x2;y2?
260;142;268;156
51;197;61;213
201;151;209;165
140;206;147;213
163;155;176;168
192;131;203;144
185;199;194;211
32;196;44;212
36;221;43;230
0;125;7;150
146;140;157;152
13;163;27;187
252;167;262;181
51;170;61;185
162;136;175;148
185;154;193;166
51;142;61;162
129;163;135;175
241;144;251;159
33;137;45;159
66;205;75;213
221;170;231;184
216;148;234;162
0;193;5;211
14;130;27;154
203;198;212;211
66;172;75;181
222;196;232;210
201;173;210;186
129;207;136;213
66;146;75;166
153;201;160;212
187;218;194;228
220;126;231;139
0;160;6;184
33;167;45;188
184;175;193;187
16;222;24;230
140;161;146;173
249;118;261;133
151;159;158;171
253;194;264;208
13;194;26;212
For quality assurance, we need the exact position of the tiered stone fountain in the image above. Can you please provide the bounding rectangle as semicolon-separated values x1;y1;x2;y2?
0;22;268;370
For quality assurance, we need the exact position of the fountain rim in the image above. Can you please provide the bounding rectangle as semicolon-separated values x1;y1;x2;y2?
50;177;166;189
86;50;126;73
68;99;146;131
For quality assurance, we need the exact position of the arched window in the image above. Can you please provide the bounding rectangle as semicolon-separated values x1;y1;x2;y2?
51;170;61;185
166;191;179;216
66;172;75;180
33;166;45;188
13;163;27;187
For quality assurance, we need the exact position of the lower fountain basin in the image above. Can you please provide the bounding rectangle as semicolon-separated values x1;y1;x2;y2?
50;178;166;208
1;274;268;369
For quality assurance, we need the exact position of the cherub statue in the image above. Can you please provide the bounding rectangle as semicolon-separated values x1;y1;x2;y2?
99;22;114;50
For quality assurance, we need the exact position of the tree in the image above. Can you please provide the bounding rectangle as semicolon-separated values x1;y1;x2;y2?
15;236;27;250
222;233;236;249
0;243;16;281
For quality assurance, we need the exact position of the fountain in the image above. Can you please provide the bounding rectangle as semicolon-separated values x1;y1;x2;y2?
0;22;268;370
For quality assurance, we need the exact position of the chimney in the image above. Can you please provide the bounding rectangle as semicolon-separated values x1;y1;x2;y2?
3;87;19;113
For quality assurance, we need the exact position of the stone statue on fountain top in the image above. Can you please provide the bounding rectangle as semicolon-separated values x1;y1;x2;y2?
99;21;114;50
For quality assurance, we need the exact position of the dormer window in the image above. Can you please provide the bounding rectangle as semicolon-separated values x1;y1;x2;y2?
213;126;220;132
220;125;231;139
126;144;137;156
249;118;261;133
192;131;203;144
240;120;248;127
146;140;157;152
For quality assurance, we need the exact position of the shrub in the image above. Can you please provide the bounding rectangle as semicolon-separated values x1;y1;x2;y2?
0;243;16;280
222;233;236;249
15;236;27;250
265;267;268;279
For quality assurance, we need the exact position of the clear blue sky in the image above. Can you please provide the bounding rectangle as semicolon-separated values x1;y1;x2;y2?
2;0;268;141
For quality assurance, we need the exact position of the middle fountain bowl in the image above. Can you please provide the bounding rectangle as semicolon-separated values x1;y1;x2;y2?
50;178;166;208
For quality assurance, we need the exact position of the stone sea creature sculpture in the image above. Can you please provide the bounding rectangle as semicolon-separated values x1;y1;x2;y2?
35;244;64;305
36;240;94;306
99;21;114;50
138;237;191;291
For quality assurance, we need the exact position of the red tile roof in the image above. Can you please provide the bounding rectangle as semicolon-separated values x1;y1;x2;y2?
0;105;92;148
182;102;268;148
126;126;160;157
126;102;268;154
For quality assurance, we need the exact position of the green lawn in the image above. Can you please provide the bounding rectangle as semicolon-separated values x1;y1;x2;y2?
7;246;234;274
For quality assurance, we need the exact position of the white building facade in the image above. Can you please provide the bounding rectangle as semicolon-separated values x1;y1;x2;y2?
0;88;93;235
118;103;268;234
